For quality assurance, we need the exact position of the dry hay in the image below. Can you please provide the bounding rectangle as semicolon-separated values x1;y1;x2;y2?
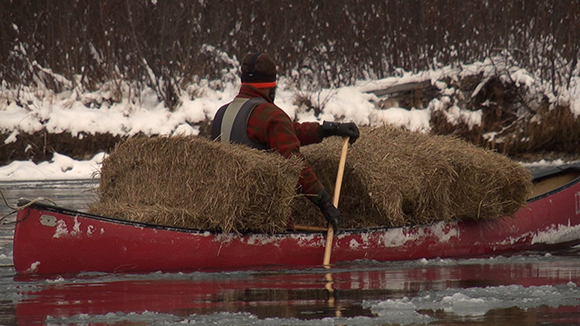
292;126;532;229
90;127;532;233
89;135;302;233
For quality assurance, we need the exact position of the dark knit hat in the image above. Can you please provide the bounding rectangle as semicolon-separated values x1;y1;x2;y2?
241;53;277;84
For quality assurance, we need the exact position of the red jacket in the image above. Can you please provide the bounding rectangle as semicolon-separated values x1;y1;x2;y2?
237;85;324;197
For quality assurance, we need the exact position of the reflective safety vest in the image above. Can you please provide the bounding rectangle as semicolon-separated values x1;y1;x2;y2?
210;97;269;150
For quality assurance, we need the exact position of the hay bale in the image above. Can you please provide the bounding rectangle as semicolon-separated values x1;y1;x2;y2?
90;127;532;233
292;126;532;228
89;135;302;233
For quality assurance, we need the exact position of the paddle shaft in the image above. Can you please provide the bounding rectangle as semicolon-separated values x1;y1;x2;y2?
323;136;350;267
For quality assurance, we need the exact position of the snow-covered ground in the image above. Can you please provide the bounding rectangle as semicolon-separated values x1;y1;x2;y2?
1;57;579;181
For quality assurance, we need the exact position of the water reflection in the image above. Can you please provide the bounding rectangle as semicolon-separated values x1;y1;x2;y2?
12;254;580;324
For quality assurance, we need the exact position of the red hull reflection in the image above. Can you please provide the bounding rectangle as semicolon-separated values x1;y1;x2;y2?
16;256;580;324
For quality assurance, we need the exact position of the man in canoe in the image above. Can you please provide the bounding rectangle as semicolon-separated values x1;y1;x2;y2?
211;53;359;232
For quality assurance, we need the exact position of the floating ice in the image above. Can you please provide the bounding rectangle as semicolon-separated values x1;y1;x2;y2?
366;283;580;321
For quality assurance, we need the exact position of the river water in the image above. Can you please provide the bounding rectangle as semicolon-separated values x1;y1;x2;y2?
1;180;580;325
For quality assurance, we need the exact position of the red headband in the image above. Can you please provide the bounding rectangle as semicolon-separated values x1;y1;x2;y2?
242;81;277;89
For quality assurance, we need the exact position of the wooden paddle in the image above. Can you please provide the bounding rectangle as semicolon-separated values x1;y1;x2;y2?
323;136;350;267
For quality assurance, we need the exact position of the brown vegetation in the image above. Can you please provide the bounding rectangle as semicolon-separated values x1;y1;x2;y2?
88;136;303;234
426;74;580;156
2;1;579;164
90;127;531;233
1;1;579;96
293;126;532;229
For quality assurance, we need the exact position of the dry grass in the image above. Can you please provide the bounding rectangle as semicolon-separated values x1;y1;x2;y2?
89;135;303;233
292;126;532;228
90;127;532;232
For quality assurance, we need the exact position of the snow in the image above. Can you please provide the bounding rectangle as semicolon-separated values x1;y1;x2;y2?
1;59;578;181
0;152;105;181
532;223;580;245
571;78;580;117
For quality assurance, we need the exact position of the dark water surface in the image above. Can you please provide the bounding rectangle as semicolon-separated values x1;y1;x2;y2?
1;180;580;325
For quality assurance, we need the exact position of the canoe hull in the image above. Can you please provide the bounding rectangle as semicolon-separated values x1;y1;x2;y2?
13;174;580;275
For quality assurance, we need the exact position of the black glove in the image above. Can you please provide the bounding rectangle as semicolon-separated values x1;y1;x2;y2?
311;189;342;233
317;198;341;233
320;121;360;144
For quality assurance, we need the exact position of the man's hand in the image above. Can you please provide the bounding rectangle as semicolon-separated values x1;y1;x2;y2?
317;197;342;233
320;121;360;144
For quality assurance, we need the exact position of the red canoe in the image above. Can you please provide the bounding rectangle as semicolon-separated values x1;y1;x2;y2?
12;163;580;275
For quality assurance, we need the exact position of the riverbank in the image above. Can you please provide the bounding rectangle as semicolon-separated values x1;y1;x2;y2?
2;58;580;179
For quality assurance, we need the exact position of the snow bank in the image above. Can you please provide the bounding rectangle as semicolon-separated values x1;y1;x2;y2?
1;58;578;181
0;152;105;181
